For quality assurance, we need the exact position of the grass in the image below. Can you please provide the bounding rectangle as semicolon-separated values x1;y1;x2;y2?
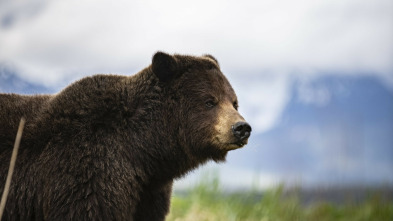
166;173;393;221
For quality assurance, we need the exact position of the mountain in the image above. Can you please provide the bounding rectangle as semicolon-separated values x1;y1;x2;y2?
228;75;393;187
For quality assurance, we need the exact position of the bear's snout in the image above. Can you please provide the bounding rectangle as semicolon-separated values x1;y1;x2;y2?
232;121;252;144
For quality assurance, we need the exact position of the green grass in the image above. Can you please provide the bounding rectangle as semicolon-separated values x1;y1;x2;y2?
166;174;393;221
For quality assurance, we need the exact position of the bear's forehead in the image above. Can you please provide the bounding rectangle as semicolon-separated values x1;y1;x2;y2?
182;68;237;101
172;54;236;99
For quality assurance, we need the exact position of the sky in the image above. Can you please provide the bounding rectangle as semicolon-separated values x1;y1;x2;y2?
1;0;392;190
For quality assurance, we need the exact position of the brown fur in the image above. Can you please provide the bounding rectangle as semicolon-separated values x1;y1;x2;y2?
0;52;250;220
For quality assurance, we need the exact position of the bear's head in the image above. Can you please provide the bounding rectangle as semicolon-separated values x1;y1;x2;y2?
151;52;251;163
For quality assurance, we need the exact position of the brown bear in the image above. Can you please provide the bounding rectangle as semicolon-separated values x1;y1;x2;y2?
0;52;251;220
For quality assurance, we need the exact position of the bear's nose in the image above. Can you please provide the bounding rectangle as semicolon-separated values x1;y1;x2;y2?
232;122;252;141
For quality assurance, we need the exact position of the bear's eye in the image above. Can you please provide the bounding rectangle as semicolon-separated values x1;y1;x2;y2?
233;101;239;110
205;100;216;108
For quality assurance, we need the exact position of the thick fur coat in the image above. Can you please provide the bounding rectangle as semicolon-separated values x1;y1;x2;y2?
0;52;251;220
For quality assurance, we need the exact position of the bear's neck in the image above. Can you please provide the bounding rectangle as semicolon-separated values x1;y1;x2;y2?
133;143;212;189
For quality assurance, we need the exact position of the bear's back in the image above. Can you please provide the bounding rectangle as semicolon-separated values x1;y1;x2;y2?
0;94;51;150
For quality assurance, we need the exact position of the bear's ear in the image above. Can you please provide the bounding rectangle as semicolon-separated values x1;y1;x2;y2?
203;54;220;68
152;52;178;82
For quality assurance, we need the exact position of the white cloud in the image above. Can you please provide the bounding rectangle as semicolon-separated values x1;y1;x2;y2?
0;0;392;132
296;77;332;107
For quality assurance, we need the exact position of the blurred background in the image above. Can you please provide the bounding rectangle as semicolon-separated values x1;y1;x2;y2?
1;0;392;192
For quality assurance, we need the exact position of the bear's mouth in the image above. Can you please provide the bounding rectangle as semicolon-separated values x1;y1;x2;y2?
227;141;246;150
237;142;246;147
214;136;247;151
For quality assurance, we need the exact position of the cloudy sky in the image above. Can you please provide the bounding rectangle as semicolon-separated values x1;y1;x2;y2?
1;0;392;189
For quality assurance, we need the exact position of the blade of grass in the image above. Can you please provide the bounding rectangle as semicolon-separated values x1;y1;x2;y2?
0;118;25;221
